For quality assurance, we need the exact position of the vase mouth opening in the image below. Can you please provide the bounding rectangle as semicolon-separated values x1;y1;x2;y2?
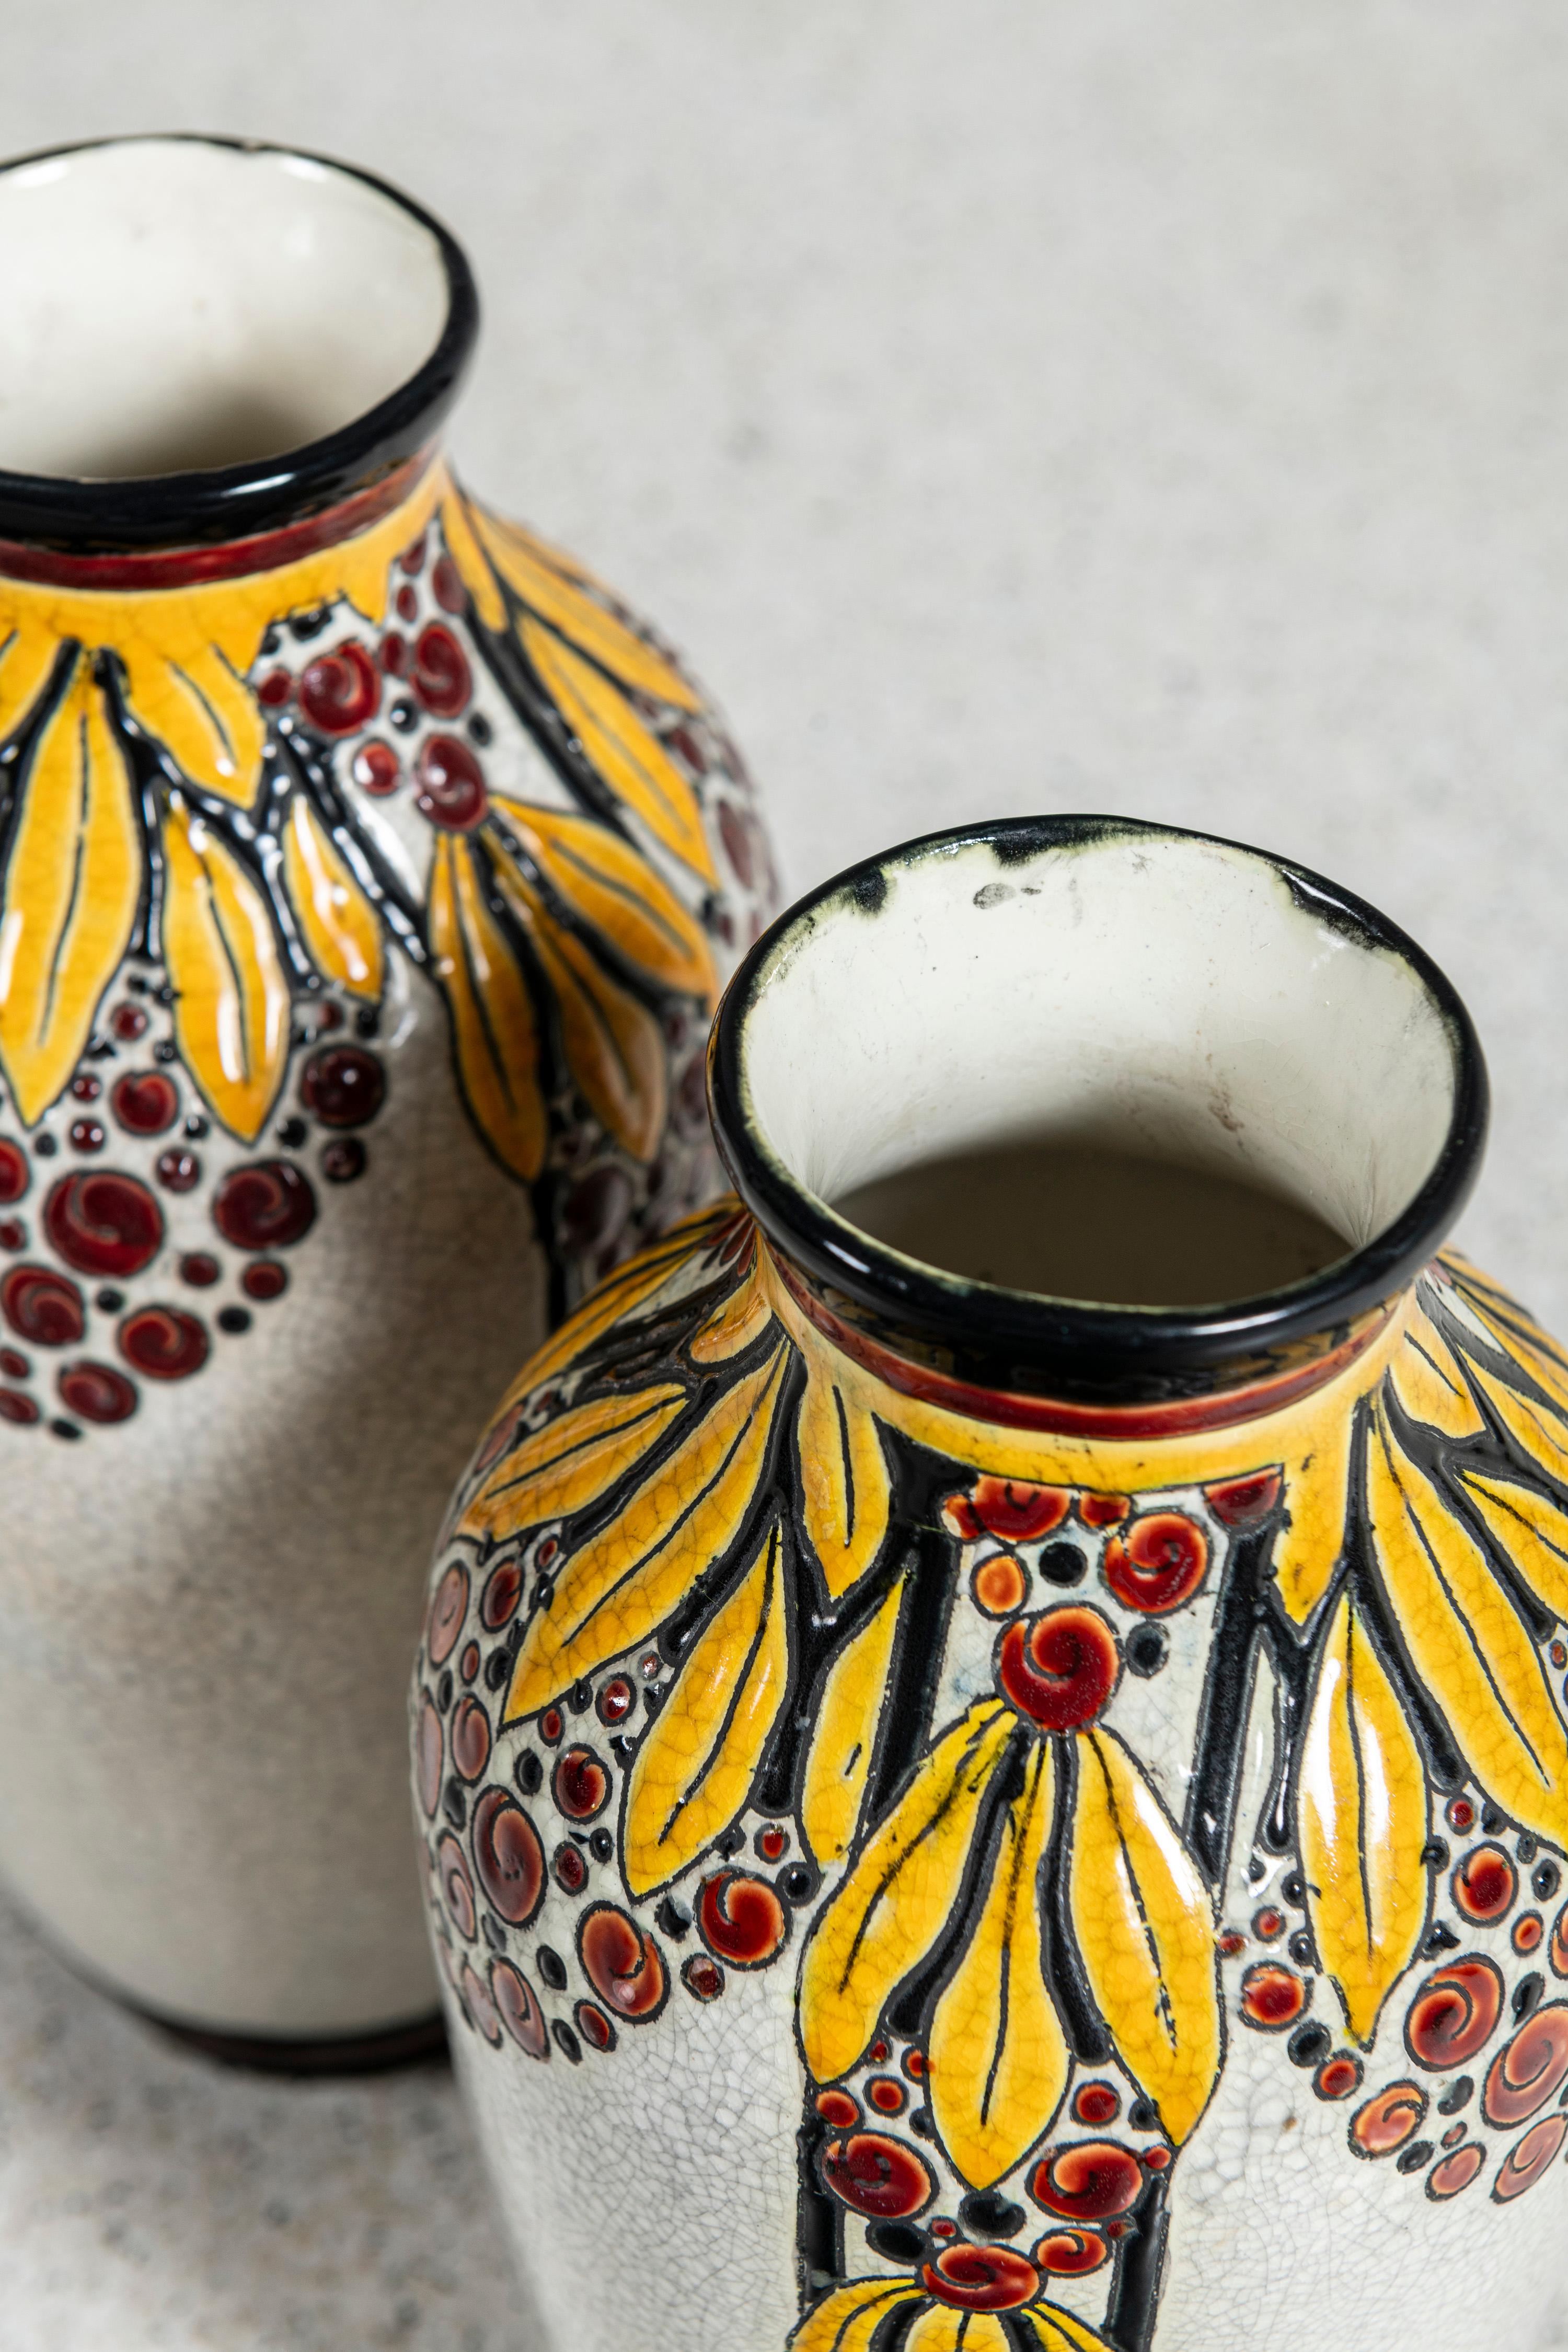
0;135;477;551
710;816;1488;1410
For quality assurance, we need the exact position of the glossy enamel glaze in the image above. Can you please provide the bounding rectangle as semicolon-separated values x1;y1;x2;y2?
419;823;1568;2351
0;135;773;2046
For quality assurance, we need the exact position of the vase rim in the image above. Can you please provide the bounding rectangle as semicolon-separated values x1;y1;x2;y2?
709;814;1489;1410
0;133;478;554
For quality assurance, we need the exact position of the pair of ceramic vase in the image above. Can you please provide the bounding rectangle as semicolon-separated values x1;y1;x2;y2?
0;132;1563;2352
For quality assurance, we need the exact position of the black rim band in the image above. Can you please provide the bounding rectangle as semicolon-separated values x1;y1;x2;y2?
709;815;1489;1408
0;134;478;552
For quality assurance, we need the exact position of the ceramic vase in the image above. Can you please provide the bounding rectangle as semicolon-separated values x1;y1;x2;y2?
416;817;1568;2352
0;134;771;2055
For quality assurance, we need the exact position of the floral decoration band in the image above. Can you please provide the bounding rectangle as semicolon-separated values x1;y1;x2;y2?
417;1201;1568;2350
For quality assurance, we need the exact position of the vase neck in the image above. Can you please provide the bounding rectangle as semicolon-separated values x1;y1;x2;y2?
0;137;475;555
711;818;1486;1410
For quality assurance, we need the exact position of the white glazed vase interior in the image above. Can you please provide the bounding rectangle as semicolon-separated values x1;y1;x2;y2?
0;139;448;476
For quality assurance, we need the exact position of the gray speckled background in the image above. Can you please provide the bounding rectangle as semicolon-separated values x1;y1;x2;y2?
2;2;1568;2342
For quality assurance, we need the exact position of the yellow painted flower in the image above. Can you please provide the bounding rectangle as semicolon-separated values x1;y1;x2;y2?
462;1206;1568;2176
0;465;728;1239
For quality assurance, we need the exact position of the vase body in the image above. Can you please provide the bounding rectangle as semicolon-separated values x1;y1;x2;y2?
417;820;1568;2351
0;135;773;2044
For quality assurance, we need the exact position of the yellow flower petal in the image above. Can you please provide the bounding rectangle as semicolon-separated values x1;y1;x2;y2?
1069;1727;1221;2145
491;859;667;1163
800;1701;1014;2084
796;1336;893;1600
1299;1589;1429;2045
282;793;383;999
121;639;266;805
1367;1408;1568;1849
689;1261;775;1364
1462;1470;1568;1626
503;1342;790;1719
491;801;717;1002
624;1515;789;1895
0;656;140;1124
523;618;716;880
477;507;702;711
458;1386;687;1544
500;1201;737;1400
162;801;290;1140
788;2280;919;2352
801;1576;906;1867
1386;1294;1483;1440
929;1741;1068;2186
437;487;506;631
0;618;63;747
428;835;545;1182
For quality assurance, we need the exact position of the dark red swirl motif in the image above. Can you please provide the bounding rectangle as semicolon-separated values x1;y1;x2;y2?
2;1266;85;1346
815;2088;860;2129
1452;1843;1517;1924
970;1476;1070;1542
0;1389;38;1423
1034;2230;1109;2276
426;1560;468;1666
118;1307;209;1380
110;1071;179;1135
414;735;487;829
681;1954;724;2001
1350;2081;1427;2158
436;1832;477;1939
241;1260;287;1301
44;1172;162;1276
1074;2083;1121;2126
491;1959;549;2058
300;1046;385;1129
155;1149;200;1193
1404;1956;1503;2070
352;739;400;795
414;1696;443;1818
1103;1511;1209;1613
460;1961;502;2046
449;1695;491;1782
1426;2142;1485;2201
578;1904;668;2022
1492;2113;1567;2202
1241;1963;1309;2031
1204;1469;1283;1526
575;2001;616;2053
470;1788;545;1926
552;1746;610;1821
697;1869;789;1968
1030;2142;1143;2221
480;1557;523;1630
1481;2002;1568;2127
922;2245;1040;2312
997;1607;1120;1731
298;639;380;734
410;624;471;717
57;1361;137;1423
820;2132;933;2219
0;1139;29;1201
212;1161;317;1251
